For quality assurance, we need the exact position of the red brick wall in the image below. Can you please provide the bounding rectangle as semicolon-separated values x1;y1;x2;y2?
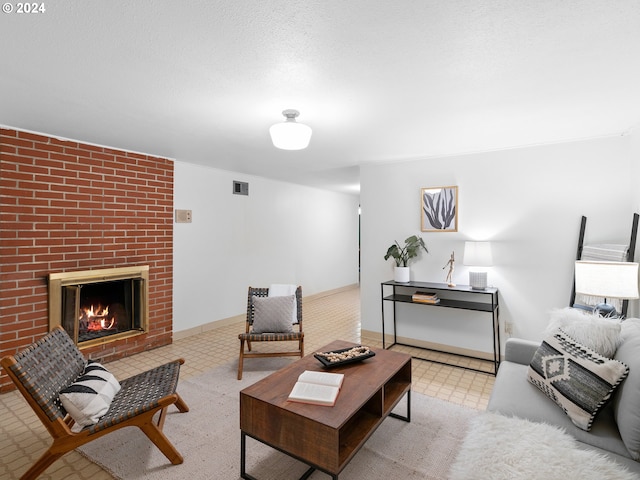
0;128;174;392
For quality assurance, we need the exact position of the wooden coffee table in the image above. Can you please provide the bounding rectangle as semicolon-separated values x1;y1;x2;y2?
240;340;411;479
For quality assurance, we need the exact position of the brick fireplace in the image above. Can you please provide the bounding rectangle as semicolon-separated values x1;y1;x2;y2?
0;127;174;393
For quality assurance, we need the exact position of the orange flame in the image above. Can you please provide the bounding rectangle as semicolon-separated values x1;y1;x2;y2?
80;305;116;331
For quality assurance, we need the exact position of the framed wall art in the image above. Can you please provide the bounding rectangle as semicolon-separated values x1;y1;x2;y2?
421;186;458;232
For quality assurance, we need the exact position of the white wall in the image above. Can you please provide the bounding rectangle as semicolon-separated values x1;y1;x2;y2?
361;134;637;353
173;161;360;333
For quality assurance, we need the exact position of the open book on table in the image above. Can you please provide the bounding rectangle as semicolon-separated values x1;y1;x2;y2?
287;370;345;406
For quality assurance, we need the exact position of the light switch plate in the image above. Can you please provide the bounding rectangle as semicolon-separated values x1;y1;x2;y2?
175;209;192;223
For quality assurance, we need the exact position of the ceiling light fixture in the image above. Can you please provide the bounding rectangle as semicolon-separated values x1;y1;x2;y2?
269;109;312;150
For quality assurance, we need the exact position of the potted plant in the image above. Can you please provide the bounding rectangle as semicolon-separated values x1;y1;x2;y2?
384;235;428;282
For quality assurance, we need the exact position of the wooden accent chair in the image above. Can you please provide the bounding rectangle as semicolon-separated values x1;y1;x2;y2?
1;326;189;480
237;286;303;380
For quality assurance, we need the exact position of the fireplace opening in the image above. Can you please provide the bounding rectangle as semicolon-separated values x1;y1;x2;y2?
49;266;149;348
66;279;144;343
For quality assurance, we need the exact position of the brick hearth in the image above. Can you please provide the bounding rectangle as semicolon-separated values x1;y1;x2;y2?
0;127;174;392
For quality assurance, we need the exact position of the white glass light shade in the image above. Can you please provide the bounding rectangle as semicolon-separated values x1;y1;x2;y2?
463;242;493;267
269;110;312;150
574;261;640;299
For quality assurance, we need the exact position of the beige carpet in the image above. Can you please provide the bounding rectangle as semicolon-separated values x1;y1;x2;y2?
78;358;479;479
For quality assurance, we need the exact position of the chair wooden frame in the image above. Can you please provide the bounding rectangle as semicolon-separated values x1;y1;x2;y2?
1;326;189;480
237;286;304;380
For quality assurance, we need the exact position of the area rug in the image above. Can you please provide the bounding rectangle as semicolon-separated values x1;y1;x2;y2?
449;413;638;480
78;358;478;479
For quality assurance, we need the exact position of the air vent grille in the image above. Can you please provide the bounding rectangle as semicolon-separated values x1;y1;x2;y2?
233;181;249;196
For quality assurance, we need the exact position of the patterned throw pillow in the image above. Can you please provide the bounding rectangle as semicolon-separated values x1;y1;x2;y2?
59;360;121;432
528;330;629;431
251;295;295;334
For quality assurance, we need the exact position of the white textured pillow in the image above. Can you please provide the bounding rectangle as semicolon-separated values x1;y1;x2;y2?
545;307;622;358
59;360;121;432
251;295;295;334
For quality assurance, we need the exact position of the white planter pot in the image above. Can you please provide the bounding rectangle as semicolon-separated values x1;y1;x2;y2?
394;266;410;283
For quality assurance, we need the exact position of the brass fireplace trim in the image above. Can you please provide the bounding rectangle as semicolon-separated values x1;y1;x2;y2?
48;266;150;349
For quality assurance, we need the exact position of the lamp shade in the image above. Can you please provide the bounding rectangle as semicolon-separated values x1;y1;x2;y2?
463;241;493;289
269;109;312;150
463;242;493;267
574;261;640;299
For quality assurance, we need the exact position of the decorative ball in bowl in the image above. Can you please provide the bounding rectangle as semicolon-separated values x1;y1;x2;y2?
314;345;375;368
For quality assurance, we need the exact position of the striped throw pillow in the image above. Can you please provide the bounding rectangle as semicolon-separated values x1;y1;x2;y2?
59;360;121;432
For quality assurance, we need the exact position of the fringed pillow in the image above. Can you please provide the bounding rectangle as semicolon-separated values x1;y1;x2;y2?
528;329;628;431
59;360;121;432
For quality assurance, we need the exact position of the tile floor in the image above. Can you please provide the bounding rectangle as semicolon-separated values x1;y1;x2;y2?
0;286;494;479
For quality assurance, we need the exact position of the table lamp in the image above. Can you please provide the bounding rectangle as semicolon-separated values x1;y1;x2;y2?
574;260;640;317
463;241;493;289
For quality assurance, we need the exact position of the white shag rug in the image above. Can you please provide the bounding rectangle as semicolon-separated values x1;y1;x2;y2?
449;413;638;480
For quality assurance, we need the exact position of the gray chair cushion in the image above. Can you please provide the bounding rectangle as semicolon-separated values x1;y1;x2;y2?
251;295;295;334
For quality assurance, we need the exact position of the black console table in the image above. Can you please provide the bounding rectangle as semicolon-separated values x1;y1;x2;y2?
381;280;500;375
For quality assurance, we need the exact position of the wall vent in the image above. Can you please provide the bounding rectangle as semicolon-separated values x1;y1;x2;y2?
233;181;249;196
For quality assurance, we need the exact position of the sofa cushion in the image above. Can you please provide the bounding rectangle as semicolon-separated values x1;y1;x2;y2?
489;360;632;458
528;330;629;431
613;318;640;460
545;307;622;358
59;360;121;432
251;295;295;334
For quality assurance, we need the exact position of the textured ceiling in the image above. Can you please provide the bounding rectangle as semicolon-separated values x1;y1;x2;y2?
1;1;639;194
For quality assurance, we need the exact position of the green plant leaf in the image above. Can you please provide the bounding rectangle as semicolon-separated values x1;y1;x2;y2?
384;235;428;267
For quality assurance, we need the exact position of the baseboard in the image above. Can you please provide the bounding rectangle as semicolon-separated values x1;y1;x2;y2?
173;314;245;340
173;283;360;341
303;283;359;302
360;329;495;361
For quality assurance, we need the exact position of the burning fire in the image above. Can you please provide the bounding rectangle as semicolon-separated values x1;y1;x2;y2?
80;305;116;331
